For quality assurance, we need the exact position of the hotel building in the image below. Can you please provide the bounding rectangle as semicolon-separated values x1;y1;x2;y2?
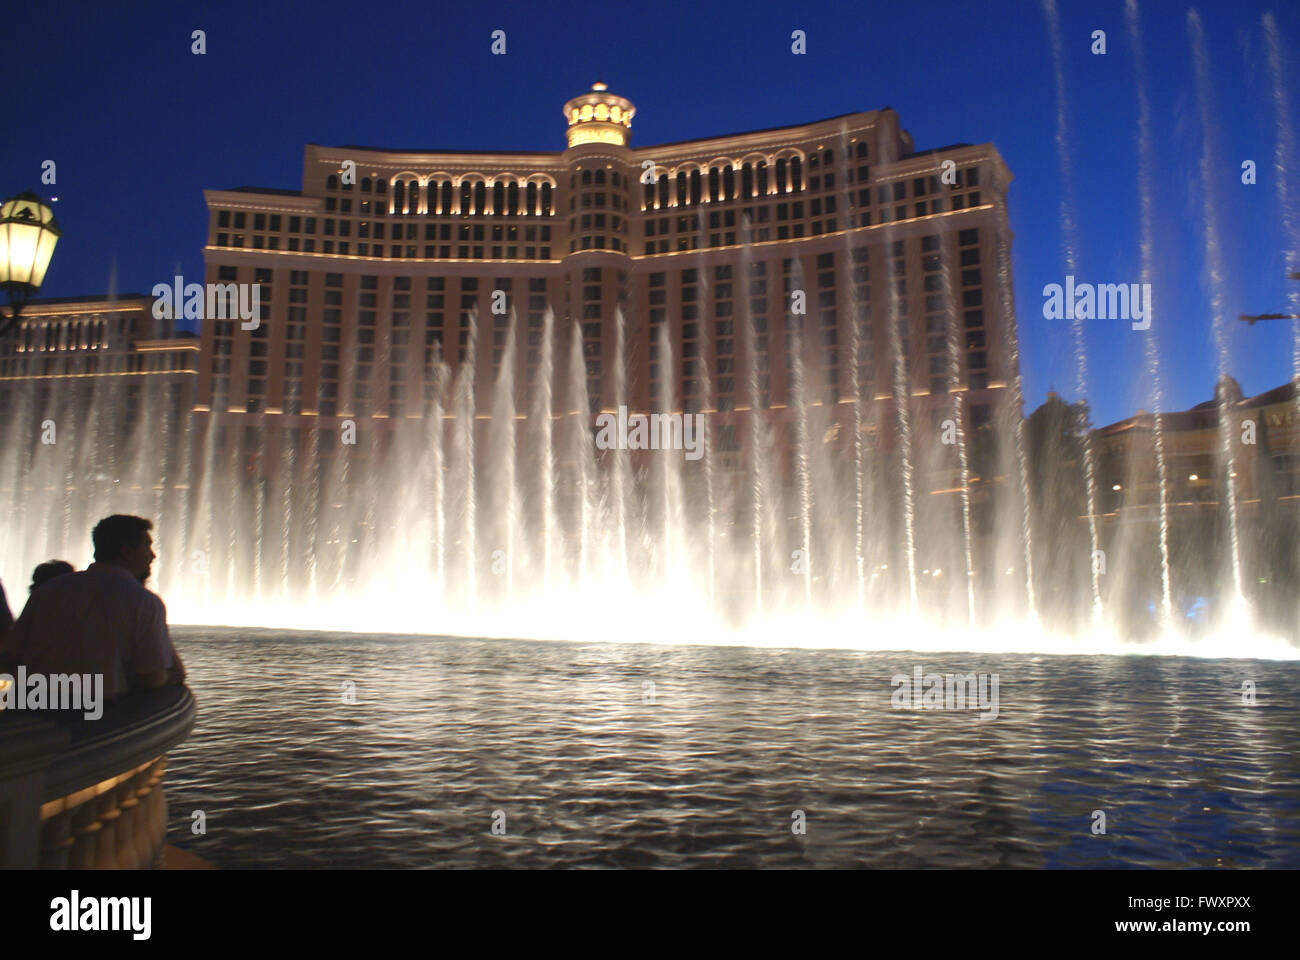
0;295;198;561
199;83;1019;480
0;294;198;451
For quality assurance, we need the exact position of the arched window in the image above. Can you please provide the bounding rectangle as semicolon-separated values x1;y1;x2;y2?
657;174;669;209
723;165;735;200
375;180;386;195
460;182;472;214
708;168;720;203
775;158;787;192
473;181;486;215
676;171;688;206
791;156;803;192
856;141;868;159
526;182;538;215
644;179;655;210
757;160;768;195
540;183;552;215
327;174;339;190
408;179;420;213
440;181;452;214
393;180;405;213
690;169;702;205
823;149;833;166
493;181;505;215
362;177;372;192
742;163;753;199
508;181;519;216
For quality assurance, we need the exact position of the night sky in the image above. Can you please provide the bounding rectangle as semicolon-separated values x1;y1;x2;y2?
5;0;1297;426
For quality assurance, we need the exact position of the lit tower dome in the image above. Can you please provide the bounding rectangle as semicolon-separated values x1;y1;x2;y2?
563;81;635;148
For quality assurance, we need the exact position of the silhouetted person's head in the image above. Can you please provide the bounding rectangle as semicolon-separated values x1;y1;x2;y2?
92;515;156;583
31;560;74;592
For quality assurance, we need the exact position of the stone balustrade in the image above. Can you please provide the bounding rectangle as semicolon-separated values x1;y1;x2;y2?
0;685;195;868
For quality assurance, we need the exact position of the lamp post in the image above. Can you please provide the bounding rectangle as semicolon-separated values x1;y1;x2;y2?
0;191;62;338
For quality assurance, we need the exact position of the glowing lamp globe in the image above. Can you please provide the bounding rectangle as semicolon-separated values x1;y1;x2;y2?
0;191;61;290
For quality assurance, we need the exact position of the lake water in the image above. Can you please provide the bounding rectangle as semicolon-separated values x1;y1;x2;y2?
163;627;1300;868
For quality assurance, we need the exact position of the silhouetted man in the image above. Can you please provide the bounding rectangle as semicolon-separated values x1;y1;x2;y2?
1;515;185;701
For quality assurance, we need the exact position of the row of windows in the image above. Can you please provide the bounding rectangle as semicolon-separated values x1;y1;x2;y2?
636;153;975;212
388;179;555;217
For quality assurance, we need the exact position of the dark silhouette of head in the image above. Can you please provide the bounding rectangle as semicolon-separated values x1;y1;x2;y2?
30;560;74;593
92;515;156;583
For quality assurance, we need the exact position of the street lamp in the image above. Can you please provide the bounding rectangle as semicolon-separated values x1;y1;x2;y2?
0;191;61;338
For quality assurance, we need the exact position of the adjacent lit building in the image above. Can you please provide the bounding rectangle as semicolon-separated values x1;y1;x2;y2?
0;295;199;551
0;294;198;437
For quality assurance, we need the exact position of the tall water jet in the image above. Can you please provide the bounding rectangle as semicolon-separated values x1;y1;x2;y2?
1189;8;1245;604
655;323;685;590
458;307;479;605
697;318;717;612
567;321;594;583
532;308;557;591
738;228;769;618
489;310;518;602
1263;10;1300;626
609;305;630;580
277;417;295;604
1127;0;1174;627
788;312;814;610
991;187;1038;622
835;126;869;611
303;392;322;600
941;234;977;627
1043;0;1102;626
882;235;918;612
428;356;447;601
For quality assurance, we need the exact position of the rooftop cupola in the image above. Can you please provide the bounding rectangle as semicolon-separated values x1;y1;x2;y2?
563;81;635;148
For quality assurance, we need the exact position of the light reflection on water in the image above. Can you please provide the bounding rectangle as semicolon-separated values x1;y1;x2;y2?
165;628;1300;868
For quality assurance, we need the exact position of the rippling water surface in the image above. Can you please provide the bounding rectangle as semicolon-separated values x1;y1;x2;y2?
164;628;1300;868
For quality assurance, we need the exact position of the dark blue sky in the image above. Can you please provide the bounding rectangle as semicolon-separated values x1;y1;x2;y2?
5;0;1297;426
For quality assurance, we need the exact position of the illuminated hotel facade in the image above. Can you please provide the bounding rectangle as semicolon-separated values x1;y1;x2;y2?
198;83;1019;481
0;294;198;456
0;295;199;553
